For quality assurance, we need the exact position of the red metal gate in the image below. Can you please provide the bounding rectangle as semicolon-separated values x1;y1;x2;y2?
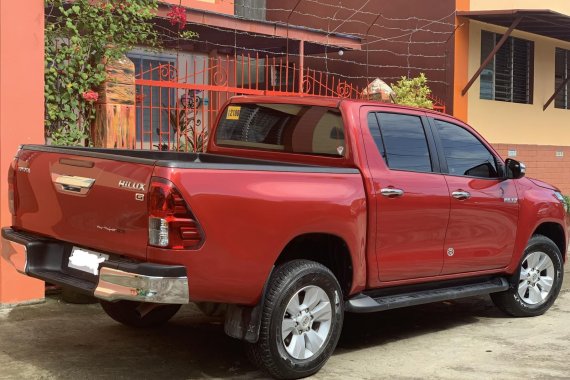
134;53;446;152
134;53;363;152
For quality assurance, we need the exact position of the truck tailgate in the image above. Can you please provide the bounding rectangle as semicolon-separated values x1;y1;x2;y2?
13;149;153;260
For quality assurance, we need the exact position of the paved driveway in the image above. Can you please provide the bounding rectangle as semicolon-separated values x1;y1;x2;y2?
1;269;569;379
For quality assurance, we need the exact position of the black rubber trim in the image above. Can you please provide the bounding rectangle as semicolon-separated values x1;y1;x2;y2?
99;261;186;278
1;227;187;293
156;161;360;173
20;144;157;165
346;277;509;313
20;145;360;174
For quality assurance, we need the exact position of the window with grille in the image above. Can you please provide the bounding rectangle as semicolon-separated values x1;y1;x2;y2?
480;31;534;104
555;48;570;110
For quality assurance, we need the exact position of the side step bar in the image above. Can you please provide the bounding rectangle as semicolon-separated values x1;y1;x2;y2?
346;278;510;313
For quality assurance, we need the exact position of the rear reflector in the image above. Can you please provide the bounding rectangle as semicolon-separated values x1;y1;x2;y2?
8;150;21;215
148;178;204;250
148;217;169;247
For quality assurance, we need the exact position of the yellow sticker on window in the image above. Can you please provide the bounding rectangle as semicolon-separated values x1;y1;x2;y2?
226;106;241;120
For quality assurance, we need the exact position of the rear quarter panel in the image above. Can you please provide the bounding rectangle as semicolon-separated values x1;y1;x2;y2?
148;166;368;305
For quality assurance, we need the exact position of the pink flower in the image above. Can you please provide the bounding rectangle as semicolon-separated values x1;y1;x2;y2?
82;90;99;102
167;6;186;30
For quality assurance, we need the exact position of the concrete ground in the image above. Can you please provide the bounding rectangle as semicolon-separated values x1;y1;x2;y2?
1;270;569;380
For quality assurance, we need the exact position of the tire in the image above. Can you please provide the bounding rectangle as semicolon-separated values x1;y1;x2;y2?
246;260;344;380
99;300;181;328
491;234;564;317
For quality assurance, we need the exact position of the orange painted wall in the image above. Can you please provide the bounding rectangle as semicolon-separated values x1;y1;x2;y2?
452;0;470;122
0;0;45;305
162;0;234;15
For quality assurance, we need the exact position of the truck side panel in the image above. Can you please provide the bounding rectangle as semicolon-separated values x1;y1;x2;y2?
148;166;368;304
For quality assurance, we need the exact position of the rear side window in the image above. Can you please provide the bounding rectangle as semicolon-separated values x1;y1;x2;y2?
435;119;499;178
369;112;432;173
216;103;345;157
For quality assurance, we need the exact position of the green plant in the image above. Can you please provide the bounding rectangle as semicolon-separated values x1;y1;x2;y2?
563;195;570;213
45;0;159;146
391;73;434;109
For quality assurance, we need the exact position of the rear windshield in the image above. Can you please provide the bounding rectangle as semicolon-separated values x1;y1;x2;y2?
215;103;346;157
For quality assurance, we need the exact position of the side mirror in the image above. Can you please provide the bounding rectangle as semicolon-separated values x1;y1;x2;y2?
505;158;526;179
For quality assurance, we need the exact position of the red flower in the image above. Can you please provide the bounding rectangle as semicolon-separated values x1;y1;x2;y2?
82;90;99;102
167;6;186;30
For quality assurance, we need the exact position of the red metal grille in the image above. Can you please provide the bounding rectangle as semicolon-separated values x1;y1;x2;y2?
134;53;446;151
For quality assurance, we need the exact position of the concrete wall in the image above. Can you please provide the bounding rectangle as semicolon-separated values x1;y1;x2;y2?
456;1;570;194
466;21;570;145
266;0;457;111
494;144;570;193
161;0;234;15
0;0;45;306
469;0;570;14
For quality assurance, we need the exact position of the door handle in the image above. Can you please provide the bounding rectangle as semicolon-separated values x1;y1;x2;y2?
53;174;95;195
452;190;471;200
380;188;404;198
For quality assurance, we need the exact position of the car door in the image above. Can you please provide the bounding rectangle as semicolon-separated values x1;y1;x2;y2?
431;118;519;275
361;109;450;284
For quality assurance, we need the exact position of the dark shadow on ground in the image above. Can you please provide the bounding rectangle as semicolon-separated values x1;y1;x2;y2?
0;294;509;379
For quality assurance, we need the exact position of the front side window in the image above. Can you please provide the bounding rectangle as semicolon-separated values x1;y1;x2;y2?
216;103;345;157
480;31;533;104
368;113;432;173
555;48;570;110
435;120;499;178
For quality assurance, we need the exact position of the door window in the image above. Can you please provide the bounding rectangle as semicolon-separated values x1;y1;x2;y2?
435;120;499;178
368;113;432;173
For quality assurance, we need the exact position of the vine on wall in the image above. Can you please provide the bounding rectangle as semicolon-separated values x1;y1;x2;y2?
45;0;159;146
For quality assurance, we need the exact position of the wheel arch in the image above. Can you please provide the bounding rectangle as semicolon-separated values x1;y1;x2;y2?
225;232;355;343
275;233;354;297
533;222;567;262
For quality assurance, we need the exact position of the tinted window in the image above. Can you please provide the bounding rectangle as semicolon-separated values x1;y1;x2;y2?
435;120;498;178
374;113;432;173
367;112;386;159
216;103;345;157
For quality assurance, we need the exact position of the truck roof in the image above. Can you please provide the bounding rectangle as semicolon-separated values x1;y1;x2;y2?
228;95;450;119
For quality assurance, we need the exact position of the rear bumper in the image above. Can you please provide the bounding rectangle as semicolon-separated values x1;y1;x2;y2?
1;227;189;304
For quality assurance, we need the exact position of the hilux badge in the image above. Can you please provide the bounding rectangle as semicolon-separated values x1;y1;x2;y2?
118;180;145;191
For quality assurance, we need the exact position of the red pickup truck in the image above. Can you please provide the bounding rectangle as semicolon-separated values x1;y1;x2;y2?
2;96;567;379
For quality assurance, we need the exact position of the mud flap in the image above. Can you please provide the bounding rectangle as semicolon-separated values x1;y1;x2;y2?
224;266;274;343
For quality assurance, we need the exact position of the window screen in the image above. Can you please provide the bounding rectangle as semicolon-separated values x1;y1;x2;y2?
555;48;570;110
435;120;498;178
480;31;533;104
216;103;345;157
374;113;432;173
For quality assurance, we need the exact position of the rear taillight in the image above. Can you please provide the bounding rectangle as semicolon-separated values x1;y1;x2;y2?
8;148;22;215
148;178;204;250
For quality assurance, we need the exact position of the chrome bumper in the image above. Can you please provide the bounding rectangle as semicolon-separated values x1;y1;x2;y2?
1;227;190;305
94;267;189;304
1;235;27;274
